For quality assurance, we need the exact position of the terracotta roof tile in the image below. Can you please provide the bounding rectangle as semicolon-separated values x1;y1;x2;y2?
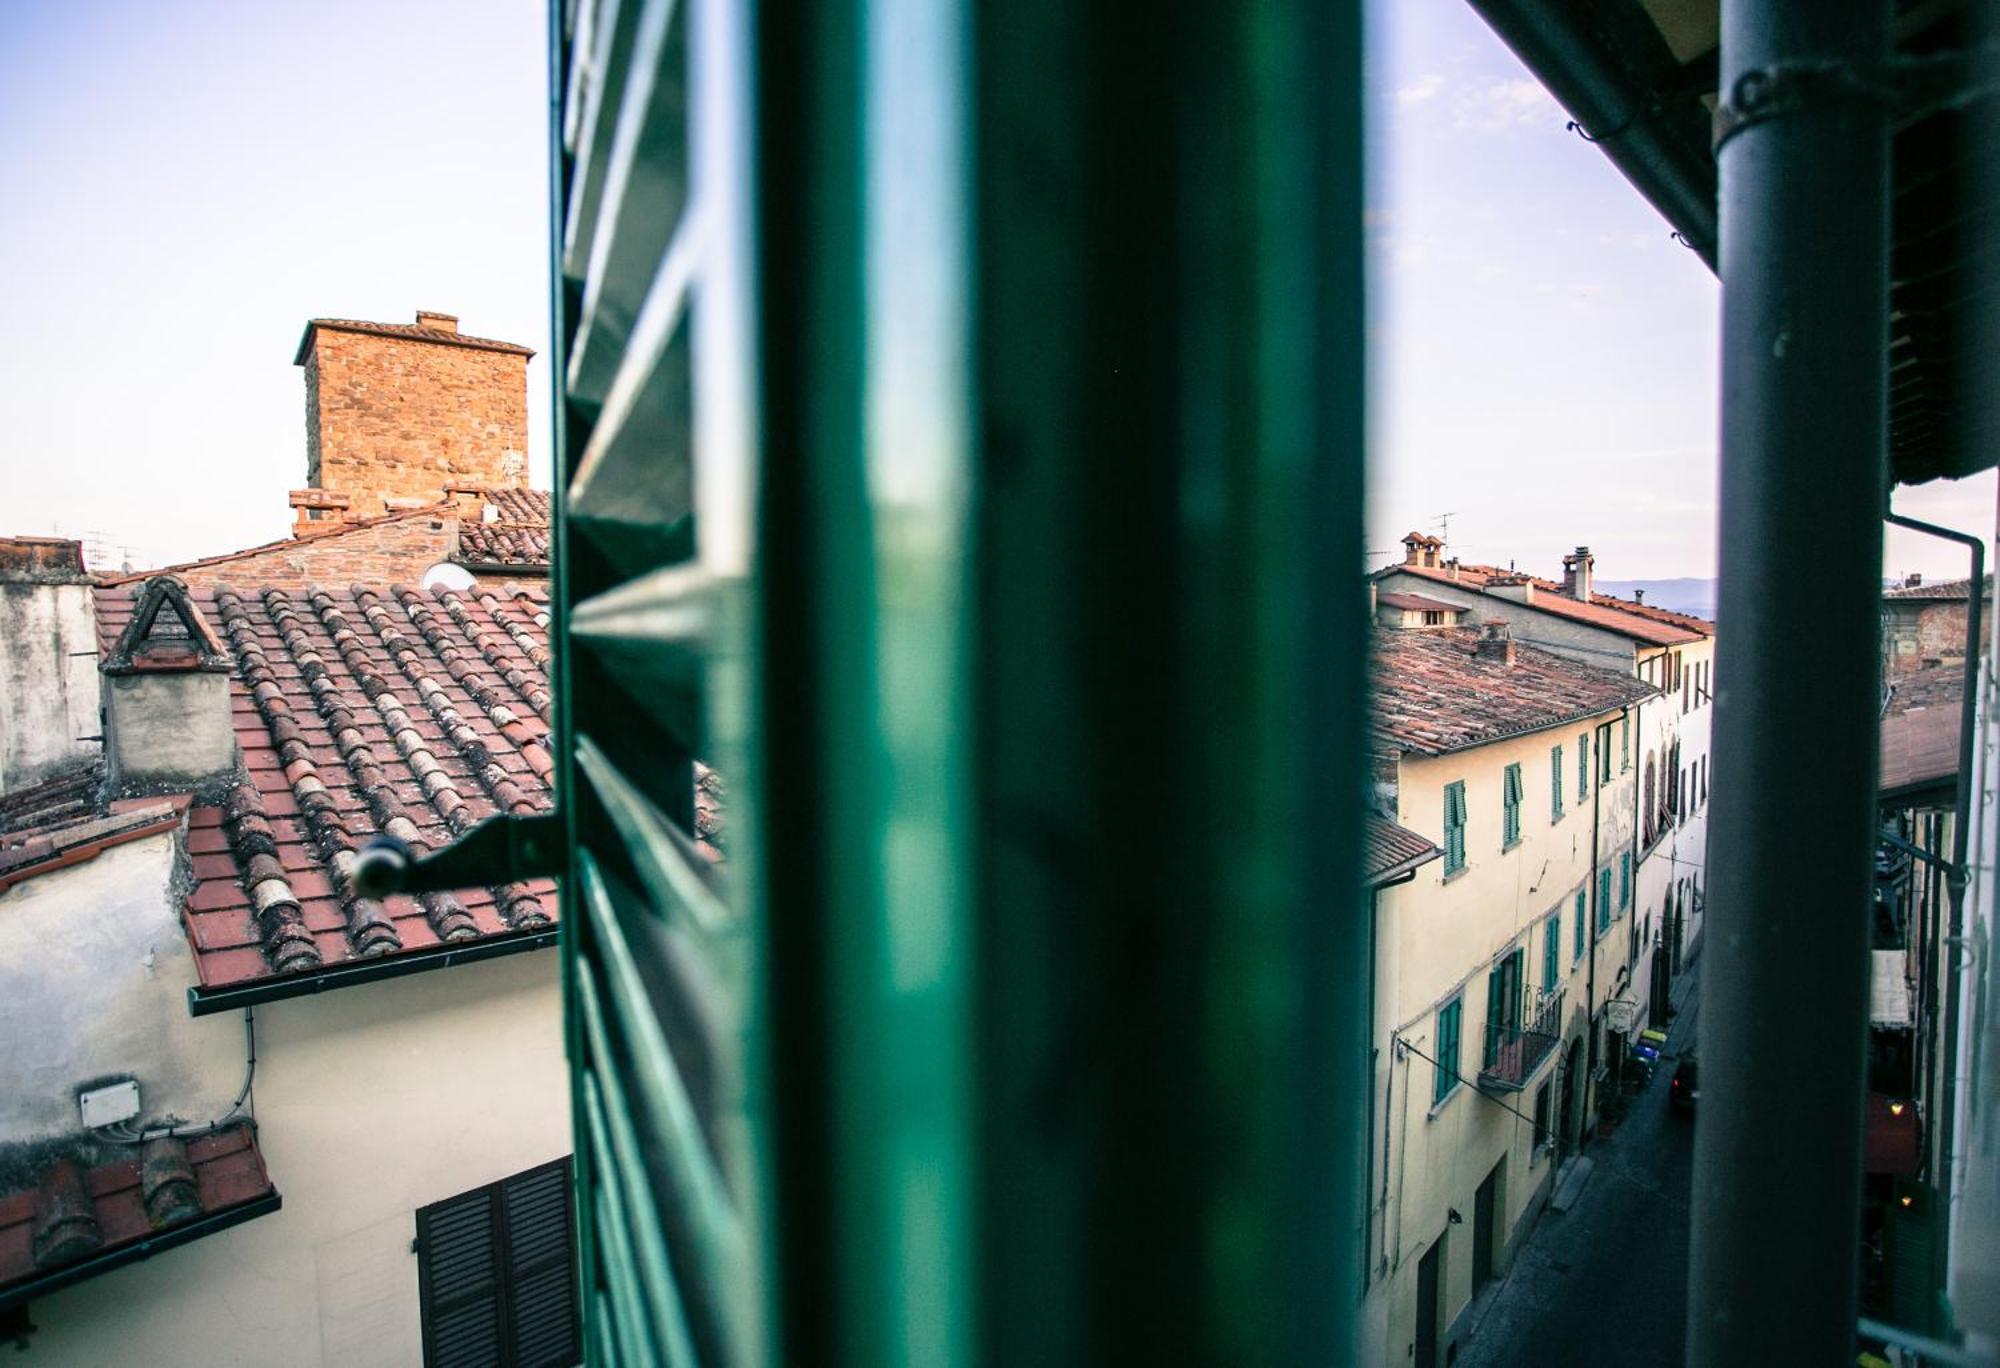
1372;626;1657;756
1377;591;1460;613
1880;665;1963;796
1883;574;1992;602
454;489;552;570
0;1123;277;1307
94;581;560;991
1363;816;1439;885
1380;562;1708;645
294;318;535;363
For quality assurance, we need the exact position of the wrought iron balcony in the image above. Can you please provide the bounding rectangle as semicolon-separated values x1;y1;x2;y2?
1479;987;1564;1092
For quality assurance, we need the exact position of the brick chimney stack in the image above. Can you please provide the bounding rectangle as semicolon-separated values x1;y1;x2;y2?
1402;531;1444;570
1475;621;1516;667
290;311;534;533
1562;545;1595;601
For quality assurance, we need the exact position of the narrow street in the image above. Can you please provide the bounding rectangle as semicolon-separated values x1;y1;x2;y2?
1458;960;1701;1368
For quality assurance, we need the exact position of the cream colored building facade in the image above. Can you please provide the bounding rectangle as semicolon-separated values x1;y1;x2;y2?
1363;675;1648;1366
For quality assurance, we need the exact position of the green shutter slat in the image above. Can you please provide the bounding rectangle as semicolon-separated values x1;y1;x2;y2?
562;0;647;278
576;734;734;941
591;1176;669;1368
568;0;691;405
581;1065;699;1365
576;855;746;1289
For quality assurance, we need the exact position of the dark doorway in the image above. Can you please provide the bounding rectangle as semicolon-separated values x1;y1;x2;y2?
1650;942;1672;1029
1473;1162;1501;1292
1416;1235;1444;1368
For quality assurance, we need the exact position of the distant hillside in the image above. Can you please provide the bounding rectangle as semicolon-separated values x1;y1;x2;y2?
1596;578;1717;621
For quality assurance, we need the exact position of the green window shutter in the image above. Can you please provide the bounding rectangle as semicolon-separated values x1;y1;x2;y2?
1620;852;1632;909
1502;764;1522;847
1444;781;1467;875
1621;716;1631;772
1574;891;1586;961
1597;869;1613;933
1544;913;1560;988
1550;745;1563;820
1435;999;1461;1103
1577;733;1589;801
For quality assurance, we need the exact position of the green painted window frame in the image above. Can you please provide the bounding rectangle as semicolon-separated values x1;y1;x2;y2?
1544;912;1561;988
1550;745;1564;821
1620;716;1631;772
1597;868;1613;934
1434;997;1462;1105
1502;763;1523;849
1573;890;1586;962
1620;851;1632;910
1443;781;1468;877
1577;732;1590;802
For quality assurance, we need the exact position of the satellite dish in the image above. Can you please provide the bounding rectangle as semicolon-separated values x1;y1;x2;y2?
420;561;477;592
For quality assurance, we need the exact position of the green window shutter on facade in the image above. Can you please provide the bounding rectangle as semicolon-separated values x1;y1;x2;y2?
1502;764;1522;848
1550;745;1563;820
1577;733;1589;801
1574;891;1586;961
1544;913;1560;988
1435;999;1461;1104
1444;781;1467;875
1620;852;1632;909
1621;716;1630;771
1598;869;1613;933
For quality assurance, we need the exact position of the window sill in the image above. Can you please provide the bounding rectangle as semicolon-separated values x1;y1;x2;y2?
1502;838;1521;853
1443;865;1470;884
1427;1086;1462;1119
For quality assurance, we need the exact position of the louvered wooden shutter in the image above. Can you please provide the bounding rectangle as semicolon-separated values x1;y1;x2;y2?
418;1159;580;1368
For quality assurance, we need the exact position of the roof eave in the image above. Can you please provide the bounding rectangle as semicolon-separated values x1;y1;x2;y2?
185;925;558;1016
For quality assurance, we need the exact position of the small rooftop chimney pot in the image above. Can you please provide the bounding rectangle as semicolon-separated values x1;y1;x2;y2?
1475;621;1516;667
1905;572;1923;588
1562;545;1595;601
415;310;459;334
1634;588;1645;604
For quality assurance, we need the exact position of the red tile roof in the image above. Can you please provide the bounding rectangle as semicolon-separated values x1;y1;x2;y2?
0;801;187;895
1381;562;1708;645
0;766;103;837
95;582;559;993
1883;574;1992;602
1372;626;1657;756
0;1123;277;1308
455;488;552;571
1363;816;1440;885
293;318;535;364
1880;665;1962;798
1378;591;1461;614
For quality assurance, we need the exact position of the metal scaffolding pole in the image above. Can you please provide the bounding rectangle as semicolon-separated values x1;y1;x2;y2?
1690;1;1892;1362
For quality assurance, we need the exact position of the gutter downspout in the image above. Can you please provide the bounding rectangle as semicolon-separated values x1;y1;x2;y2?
1585;719;1604;1135
1883;510;1984;1247
1462;0;1718;263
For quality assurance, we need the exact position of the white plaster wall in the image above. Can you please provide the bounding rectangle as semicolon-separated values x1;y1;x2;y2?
1632;637;1715;1024
0;582;100;794
18;949;571;1368
102;671;238;790
1362;711;1641;1366
0;831;244;1149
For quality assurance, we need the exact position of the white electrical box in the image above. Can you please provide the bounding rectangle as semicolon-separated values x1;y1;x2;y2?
79;1080;141;1129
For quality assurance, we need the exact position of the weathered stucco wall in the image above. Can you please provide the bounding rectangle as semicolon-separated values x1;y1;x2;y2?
0;831;244;1167
20;949;569;1367
0;582;100;793
102;671;238;792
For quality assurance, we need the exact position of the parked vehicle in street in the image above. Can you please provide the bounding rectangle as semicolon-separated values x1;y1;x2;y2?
1671;1055;1700;1114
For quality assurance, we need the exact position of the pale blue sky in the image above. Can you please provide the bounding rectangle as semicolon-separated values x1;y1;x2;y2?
1;0;1986;580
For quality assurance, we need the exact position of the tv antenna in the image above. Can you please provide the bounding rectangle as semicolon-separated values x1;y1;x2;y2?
1434;511;1460;547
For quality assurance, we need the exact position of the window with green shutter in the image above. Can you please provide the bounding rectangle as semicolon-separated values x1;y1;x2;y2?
1577;733;1589;801
1597;868;1613;934
1620;716;1630;772
1620;851;1632;910
1502;764;1523;848
1544;912;1561;988
1574;890;1586;962
1443;781;1468;876
1435;998;1462;1104
1550;745;1564;821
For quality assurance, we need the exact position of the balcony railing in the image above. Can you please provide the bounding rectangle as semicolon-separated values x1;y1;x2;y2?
1480;987;1564;1092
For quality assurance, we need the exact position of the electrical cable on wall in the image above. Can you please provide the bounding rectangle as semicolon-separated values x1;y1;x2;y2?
92;1007;257;1145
